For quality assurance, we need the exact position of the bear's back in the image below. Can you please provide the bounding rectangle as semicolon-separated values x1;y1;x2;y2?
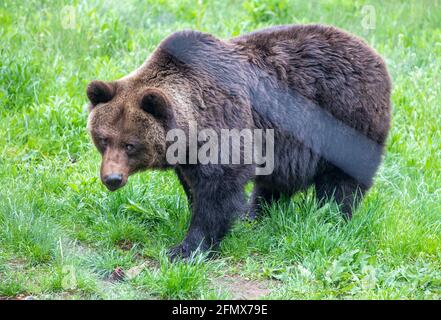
230;24;391;145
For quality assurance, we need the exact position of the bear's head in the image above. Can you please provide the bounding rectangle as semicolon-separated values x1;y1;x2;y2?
87;79;175;191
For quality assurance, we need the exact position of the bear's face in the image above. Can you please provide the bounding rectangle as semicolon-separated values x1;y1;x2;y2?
87;80;174;191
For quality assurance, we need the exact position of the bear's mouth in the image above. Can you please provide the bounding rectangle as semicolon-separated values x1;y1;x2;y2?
105;183;126;192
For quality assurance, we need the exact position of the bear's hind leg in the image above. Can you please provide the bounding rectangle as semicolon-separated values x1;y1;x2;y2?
314;169;367;219
248;184;281;220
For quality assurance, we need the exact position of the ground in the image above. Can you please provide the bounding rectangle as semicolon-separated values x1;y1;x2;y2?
0;0;440;299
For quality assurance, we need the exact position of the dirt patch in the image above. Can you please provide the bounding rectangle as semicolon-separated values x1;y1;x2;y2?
106;258;159;283
213;275;272;300
116;239;134;251
5;258;27;270
0;295;34;300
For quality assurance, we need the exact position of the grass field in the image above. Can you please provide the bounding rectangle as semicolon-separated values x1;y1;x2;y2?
0;0;440;299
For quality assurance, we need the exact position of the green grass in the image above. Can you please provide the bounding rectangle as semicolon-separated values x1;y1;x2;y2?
0;0;440;299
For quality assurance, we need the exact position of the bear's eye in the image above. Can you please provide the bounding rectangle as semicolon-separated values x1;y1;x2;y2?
125;144;135;153
100;137;109;147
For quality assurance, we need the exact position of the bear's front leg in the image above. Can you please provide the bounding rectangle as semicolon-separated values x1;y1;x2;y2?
168;166;249;260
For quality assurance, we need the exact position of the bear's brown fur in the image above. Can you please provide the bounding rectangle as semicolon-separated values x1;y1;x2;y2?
87;24;391;259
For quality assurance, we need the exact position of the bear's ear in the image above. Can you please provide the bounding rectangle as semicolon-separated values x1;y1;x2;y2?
139;88;171;120
86;80;116;108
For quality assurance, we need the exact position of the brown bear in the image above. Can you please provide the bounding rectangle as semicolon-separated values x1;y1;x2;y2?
87;24;391;259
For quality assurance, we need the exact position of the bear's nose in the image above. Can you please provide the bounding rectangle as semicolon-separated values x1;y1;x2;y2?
104;173;123;190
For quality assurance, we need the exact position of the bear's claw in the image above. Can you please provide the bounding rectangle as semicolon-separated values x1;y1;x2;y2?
167;243;193;261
